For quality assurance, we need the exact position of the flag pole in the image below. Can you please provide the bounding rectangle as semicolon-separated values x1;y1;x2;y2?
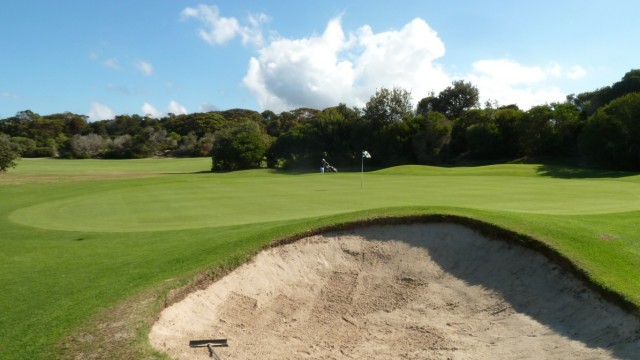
361;151;364;189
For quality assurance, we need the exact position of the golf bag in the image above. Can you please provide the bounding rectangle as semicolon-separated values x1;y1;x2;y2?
324;164;338;173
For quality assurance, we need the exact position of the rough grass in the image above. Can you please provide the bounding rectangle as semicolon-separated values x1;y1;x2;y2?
1;158;640;359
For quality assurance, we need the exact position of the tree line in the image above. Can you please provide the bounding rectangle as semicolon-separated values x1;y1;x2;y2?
1;69;640;172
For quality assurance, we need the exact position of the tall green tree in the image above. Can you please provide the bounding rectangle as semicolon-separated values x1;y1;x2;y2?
363;87;413;126
161;112;225;137
449;108;492;156
410;111;452;164
518;105;557;157
579;93;640;170
417;80;479;119
211;122;270;171
493;105;524;158
570;69;640;116
0;134;20;171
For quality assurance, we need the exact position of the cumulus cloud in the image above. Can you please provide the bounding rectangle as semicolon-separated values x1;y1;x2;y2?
566;65;586;80
466;59;586;109
168;100;188;115
88;101;116;121
243;17;451;112
135;60;154;76
181;4;269;46
142;102;162;118
141;101;189;118
181;6;588;113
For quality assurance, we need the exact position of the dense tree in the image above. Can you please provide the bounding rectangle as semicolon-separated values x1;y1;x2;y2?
417;80;479;119
493;106;524;158
173;133;199;157
410;111;452;164
161;112;225;137
43;112;89;137
363;87;413;126
315;105;364;165
107;115;144;137
449;109;492;156
266;104;363;169
266;122;322;168
466;122;504;159
211;122;270;171
416;92;437;117
569;69;640;116
218;108;264;123
518;105;557;157
516;103;582;158
0;134;20;171
9;137;37;157
579;93;640;170
0;69;638;169
104;135;135;159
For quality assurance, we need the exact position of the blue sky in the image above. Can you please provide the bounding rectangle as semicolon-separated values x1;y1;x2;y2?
1;1;638;120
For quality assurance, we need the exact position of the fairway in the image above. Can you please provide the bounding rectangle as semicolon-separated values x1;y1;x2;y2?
1;158;640;359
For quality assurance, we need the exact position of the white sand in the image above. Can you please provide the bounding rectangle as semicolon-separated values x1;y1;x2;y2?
149;223;640;359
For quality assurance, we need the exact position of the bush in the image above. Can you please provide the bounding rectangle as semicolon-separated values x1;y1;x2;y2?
69;134;108;158
211;122;270;171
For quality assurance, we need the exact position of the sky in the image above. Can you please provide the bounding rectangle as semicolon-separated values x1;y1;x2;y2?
1;1;638;121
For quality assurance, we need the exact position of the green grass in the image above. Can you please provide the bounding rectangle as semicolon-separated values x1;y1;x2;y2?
1;158;640;359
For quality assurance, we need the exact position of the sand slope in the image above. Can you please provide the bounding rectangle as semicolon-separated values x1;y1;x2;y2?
149;223;640;359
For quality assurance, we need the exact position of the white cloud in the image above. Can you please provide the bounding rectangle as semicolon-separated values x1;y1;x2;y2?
466;59;583;109
243;17;451;112
181;4;268;46
135;60;154;76
199;103;219;112
566;65;587;80
167;100;188;115
181;5;241;45
103;58;121;70
141;101;189;117
181;7;587;113
1;91;18;99
142;102;162;118
88;101;116;121
239;12;269;46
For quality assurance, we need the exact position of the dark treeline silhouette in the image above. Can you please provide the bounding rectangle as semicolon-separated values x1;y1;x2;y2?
1;70;640;172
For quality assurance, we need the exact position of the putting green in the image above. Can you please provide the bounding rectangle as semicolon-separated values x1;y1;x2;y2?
10;170;640;232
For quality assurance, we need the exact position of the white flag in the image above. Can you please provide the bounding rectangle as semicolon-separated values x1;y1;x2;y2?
362;150;371;158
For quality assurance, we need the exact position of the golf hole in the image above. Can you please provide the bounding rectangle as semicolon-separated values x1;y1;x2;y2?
150;223;640;359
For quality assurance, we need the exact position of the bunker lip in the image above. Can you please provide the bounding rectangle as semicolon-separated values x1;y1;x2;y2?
149;220;640;359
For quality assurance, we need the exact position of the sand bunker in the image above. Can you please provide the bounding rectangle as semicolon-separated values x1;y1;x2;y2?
150;223;640;359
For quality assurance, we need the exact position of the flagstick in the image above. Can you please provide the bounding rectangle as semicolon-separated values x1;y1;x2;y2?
361;152;364;189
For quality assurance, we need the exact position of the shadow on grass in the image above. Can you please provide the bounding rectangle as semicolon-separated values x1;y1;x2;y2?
535;164;637;179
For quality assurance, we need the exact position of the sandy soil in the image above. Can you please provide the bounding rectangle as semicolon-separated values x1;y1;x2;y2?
149;223;640;359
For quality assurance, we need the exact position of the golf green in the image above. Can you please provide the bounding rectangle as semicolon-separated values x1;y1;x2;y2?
10;170;640;232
